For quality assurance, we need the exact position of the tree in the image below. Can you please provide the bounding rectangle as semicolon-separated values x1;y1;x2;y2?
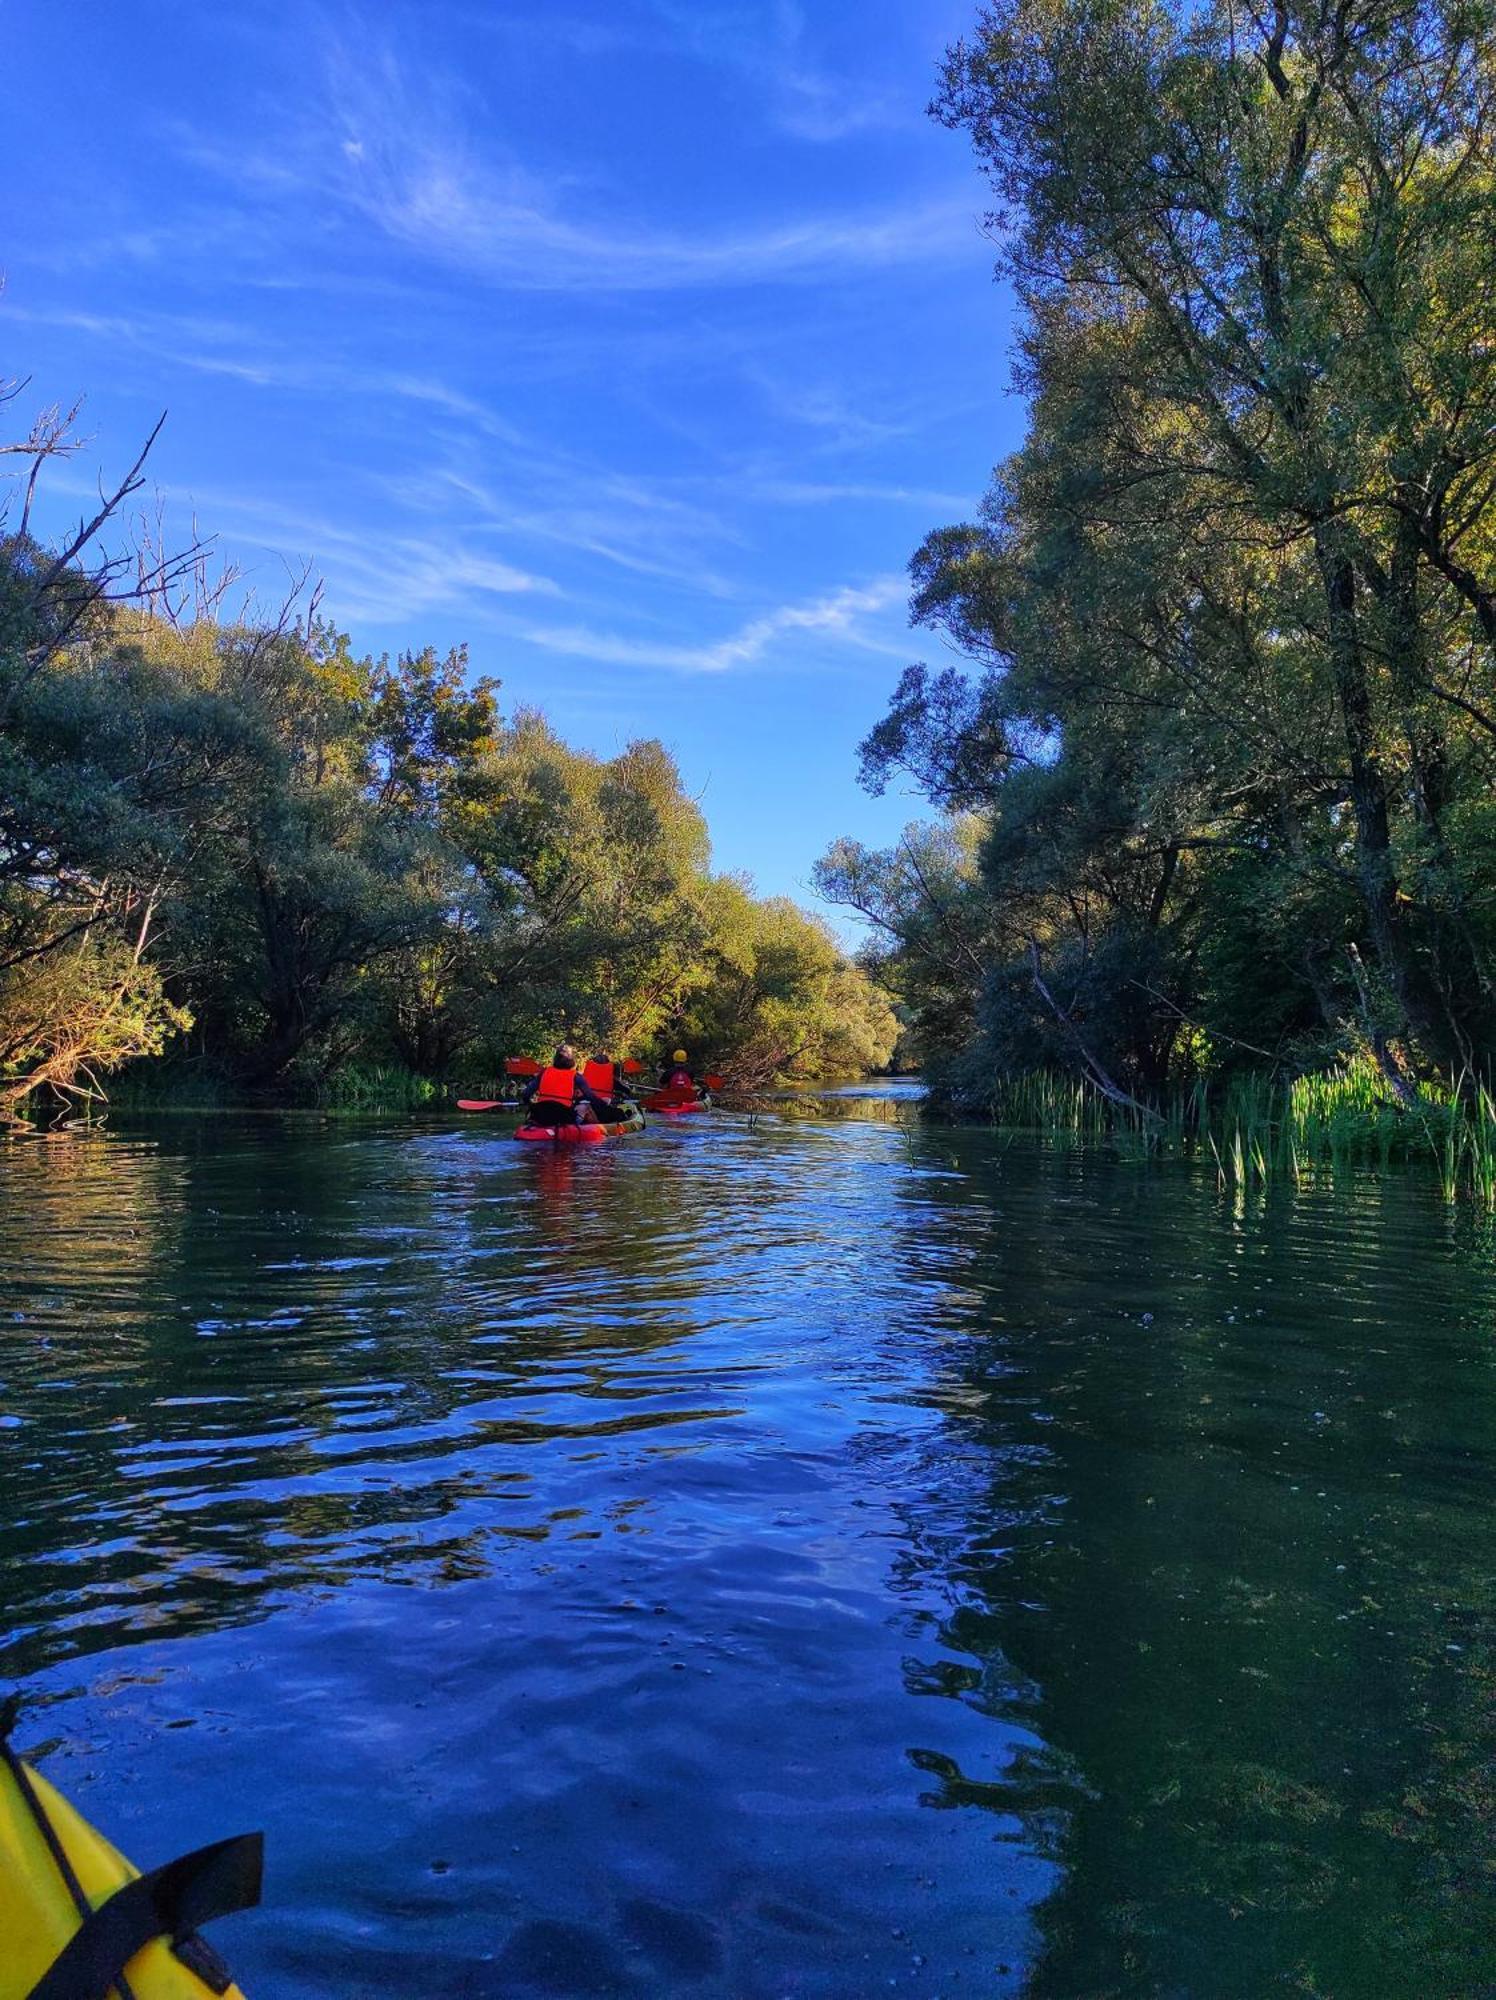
0;393;227;1120
824;0;1496;1105
682;882;898;1086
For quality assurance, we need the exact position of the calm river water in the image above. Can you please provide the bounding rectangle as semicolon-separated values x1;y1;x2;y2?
1;1090;1492;1997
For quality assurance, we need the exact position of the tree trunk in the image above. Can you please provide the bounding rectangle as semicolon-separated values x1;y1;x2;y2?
1313;527;1451;1069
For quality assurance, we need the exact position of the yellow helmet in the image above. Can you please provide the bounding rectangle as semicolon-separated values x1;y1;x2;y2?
672;1049;688;1063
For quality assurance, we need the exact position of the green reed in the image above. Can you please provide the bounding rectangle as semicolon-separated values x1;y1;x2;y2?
315;1064;442;1111
977;1059;1496;1206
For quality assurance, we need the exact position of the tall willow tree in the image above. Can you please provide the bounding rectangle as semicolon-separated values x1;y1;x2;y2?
831;0;1496;1099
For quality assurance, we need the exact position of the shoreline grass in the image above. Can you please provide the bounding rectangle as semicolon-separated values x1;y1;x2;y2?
87;1061;446;1118
957;1062;1496;1206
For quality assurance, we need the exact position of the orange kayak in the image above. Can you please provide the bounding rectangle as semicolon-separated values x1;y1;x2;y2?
515;1106;645;1144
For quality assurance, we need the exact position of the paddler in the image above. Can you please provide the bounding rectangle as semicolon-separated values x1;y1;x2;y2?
582;1052;636;1117
522;1045;617;1129
658;1049;700;1103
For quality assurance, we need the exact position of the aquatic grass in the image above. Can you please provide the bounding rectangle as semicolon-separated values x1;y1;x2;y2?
982;1073;1118;1143
315;1064;442;1112
105;1060;445;1115
969;1058;1496;1206
103;1064;232;1111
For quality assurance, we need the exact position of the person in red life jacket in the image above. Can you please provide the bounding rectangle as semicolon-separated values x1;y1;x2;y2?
521;1045;617;1129
582;1053;635;1116
657;1049;700;1104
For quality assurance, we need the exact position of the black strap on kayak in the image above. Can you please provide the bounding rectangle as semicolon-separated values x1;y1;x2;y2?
22;1830;264;2000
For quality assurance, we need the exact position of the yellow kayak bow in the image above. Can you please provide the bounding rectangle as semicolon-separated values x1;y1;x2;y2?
1;1711;260;2000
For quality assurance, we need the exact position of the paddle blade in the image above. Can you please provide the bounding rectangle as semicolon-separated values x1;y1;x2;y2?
504;1057;541;1077
704;1073;725;1091
621;1059;645;1076
458;1098;507;1112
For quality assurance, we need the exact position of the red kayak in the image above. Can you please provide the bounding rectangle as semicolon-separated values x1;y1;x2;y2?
641;1093;711;1116
515;1107;645;1144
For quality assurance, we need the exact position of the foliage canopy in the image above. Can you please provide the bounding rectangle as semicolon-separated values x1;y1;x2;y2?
822;0;1496;1108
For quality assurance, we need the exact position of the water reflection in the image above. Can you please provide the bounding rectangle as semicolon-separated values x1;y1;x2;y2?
1;1109;1493;1995
881;1146;1496;1995
755;1077;926;1124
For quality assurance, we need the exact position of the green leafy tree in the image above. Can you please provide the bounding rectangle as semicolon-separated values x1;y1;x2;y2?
682;882;898;1086
825;0;1496;1106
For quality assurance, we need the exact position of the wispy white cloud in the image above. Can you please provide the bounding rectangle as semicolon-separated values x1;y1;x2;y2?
644;0;912;143
6;286;966;646
412;463;741;597
459;8;657;61
340;156;970;295
522;575;907;674
3;297;736;592
166;484;561;626
177;29;972;295
751;477;975;511
1;302;535;438
2;304;286;387
745;372;919;449
470;3;914;143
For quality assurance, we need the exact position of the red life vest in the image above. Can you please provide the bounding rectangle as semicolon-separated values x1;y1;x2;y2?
583;1060;615;1097
665;1067;694;1092
534;1066;579;1106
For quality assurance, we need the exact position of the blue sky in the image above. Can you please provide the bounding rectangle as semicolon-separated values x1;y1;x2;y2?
5;0;1020;920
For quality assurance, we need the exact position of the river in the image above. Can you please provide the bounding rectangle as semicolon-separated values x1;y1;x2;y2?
2;1088;1492;1996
